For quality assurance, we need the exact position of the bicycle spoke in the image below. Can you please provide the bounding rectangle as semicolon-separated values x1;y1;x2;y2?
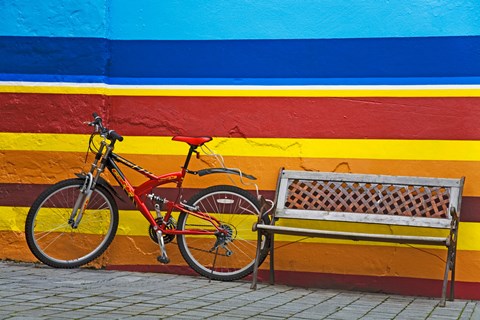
34;222;71;241
37;231;67;252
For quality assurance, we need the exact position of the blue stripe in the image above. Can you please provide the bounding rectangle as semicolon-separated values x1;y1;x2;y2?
2;74;480;86
108;36;480;79
0;36;107;78
1;36;479;85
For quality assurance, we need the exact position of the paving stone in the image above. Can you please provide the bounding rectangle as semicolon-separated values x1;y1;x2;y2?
208;315;246;320
114;304;160;314
176;309;221;318
48;309;103;319
128;315;170;320
0;302;45;312
85;312;132;319
10;308;66;317
141;307;185;317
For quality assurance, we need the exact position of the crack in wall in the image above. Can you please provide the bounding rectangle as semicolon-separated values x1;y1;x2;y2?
125;236;157;257
332;161;352;173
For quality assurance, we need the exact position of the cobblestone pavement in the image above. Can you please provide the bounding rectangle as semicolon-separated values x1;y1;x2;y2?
0;261;478;319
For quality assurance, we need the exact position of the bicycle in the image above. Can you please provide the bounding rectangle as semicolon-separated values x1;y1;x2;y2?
25;113;271;281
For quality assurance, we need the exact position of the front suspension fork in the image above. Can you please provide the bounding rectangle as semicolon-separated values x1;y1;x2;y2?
69;173;94;228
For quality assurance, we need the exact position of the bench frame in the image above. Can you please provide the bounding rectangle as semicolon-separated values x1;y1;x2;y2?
252;168;464;306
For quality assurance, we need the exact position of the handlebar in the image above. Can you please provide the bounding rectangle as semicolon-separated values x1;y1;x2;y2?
90;113;124;142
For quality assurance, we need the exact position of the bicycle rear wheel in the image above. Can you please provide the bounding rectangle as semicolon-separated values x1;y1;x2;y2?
177;185;270;281
25;179;119;268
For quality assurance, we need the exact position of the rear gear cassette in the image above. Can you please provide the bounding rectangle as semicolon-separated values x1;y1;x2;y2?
149;217;176;244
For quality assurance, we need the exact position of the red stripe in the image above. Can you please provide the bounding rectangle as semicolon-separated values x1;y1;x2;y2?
0;93;106;134
106;265;480;300
2;93;480;139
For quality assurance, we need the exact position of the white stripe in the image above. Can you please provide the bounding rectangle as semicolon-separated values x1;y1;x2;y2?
2;81;480;91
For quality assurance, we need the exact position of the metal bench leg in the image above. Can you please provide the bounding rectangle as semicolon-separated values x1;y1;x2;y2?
269;233;275;284
448;209;460;303
440;208;460;306
449;231;459;301
449;252;456;302
250;227;263;290
440;244;453;307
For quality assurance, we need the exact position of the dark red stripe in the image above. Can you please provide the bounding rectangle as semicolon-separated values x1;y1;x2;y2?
2;93;480;140
1;183;203;211
3;183;480;222
106;265;480;300
263;269;480;300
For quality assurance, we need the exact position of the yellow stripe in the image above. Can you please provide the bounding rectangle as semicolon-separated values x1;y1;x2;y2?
0;206;26;232
108;87;480;98
0;84;105;95
1;132;480;161
1;83;480;97
4;206;480;250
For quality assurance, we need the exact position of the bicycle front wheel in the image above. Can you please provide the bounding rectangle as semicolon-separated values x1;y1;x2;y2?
25;179;119;268
177;185;270;281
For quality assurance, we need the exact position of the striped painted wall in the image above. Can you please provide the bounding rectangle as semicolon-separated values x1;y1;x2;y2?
1;0;480;299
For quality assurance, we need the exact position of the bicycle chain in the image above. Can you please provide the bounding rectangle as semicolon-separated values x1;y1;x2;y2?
183;224;230;257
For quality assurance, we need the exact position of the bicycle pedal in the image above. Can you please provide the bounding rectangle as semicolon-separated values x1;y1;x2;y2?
157;255;170;264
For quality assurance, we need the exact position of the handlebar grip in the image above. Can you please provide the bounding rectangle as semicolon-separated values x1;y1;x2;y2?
108;130;123;142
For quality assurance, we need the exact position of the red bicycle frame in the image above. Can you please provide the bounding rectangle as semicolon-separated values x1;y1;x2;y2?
103;143;225;237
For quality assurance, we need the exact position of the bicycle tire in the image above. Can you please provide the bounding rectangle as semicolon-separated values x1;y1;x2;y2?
25;178;119;268
177;185;271;281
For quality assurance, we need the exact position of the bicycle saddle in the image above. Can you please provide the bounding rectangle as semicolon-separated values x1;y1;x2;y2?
172;136;213;147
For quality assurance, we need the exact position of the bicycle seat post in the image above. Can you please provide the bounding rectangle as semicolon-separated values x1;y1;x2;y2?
181;145;197;177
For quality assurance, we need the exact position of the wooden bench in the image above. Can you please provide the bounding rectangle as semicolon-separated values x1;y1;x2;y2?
251;169;464;306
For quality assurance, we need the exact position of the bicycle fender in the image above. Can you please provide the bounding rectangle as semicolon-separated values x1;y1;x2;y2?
74;173;124;201
195;168;257;180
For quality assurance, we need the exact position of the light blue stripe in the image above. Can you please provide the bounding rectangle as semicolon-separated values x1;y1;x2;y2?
108;0;480;40
0;0;107;37
1;1;479;39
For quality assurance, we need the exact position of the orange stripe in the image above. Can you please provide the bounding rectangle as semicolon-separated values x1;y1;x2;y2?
1;150;478;195
268;241;480;282
5;231;477;282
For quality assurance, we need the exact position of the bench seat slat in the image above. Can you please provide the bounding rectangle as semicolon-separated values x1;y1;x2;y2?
278;209;452;229
256;224;448;246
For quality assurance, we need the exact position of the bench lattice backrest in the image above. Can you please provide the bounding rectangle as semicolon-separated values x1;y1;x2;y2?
276;171;464;229
286;180;450;218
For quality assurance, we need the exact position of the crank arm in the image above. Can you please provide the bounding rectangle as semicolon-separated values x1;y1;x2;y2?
156;230;170;264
